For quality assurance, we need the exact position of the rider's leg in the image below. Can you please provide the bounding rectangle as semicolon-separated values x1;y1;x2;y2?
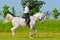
27;13;30;26
25;13;30;26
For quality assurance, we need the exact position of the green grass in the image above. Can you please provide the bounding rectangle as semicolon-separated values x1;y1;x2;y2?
36;19;60;33
0;19;60;32
0;32;60;40
0;19;60;40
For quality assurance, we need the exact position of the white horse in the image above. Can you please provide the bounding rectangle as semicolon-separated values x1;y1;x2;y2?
4;13;38;38
4;12;49;38
33;12;49;22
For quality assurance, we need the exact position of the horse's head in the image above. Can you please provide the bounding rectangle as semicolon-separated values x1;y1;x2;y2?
44;11;50;16
33;12;46;23
4;13;13;23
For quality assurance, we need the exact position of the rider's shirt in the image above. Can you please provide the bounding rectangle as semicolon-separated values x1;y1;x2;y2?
24;6;29;13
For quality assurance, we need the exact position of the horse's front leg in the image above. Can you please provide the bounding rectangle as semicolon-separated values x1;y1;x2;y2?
33;26;37;35
30;25;33;38
41;17;44;23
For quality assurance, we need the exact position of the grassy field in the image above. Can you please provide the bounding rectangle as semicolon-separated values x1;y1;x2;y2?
0;32;60;40
0;19;60;40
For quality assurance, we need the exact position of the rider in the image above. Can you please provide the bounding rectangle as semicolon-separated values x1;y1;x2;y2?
24;2;30;26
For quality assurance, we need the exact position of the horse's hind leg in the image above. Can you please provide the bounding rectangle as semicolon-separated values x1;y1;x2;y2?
41;17;44;23
11;26;18;37
30;25;33;38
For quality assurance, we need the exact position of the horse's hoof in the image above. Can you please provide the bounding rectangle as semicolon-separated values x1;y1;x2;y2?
41;21;44;23
29;36;33;39
29;35;33;39
31;35;33;37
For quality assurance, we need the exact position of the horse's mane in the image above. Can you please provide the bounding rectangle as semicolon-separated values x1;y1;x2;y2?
7;11;16;17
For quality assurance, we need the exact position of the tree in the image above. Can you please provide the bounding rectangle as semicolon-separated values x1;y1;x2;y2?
3;4;10;18
0;11;2;15
52;8;59;19
21;0;45;15
11;6;16;16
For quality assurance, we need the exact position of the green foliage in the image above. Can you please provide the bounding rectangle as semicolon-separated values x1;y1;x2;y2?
3;4;10;18
52;8;59;19
2;5;16;17
0;20;60;32
21;13;25;18
11;6;16;16
0;11;2;15
21;0;45;15
0;20;12;32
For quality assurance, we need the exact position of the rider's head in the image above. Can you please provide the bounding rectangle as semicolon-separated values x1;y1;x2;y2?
26;2;30;7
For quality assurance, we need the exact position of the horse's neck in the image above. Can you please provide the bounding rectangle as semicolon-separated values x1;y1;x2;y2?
30;16;37;21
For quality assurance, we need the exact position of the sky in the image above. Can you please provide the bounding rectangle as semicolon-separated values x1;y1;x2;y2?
0;0;23;16
41;0;60;12
0;0;60;15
